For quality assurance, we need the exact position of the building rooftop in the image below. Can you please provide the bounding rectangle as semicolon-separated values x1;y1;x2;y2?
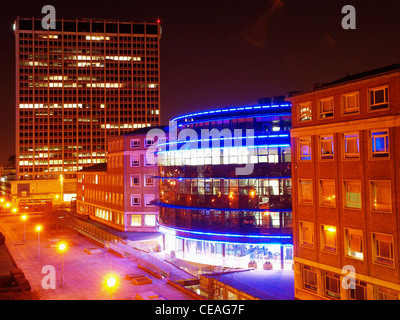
289;63;400;97
78;163;107;172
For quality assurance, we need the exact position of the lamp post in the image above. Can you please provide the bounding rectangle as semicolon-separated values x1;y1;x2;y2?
35;225;42;258
59;174;64;204
58;242;67;287
21;215;27;241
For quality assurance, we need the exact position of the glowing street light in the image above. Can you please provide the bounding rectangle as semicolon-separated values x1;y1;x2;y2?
57;242;67;287
21;214;27;241
36;225;42;258
104;274;118;300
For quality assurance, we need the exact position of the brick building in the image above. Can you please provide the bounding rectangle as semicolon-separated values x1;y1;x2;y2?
288;64;400;300
76;127;161;232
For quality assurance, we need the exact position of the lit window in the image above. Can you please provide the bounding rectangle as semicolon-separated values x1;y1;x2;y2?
343;132;359;160
318;97;334;119
372;233;394;267
370;180;391;213
343;180;362;209
144;215;156;226
341;92;359;115
298;179;313;205
299;221;314;248
370;130;389;159
319;135;334;160
321;225;337;253
298;101;312;122
299;137;312;161
130;215;142;226
368;86;389;111
345;228;364;260
319;179;336;207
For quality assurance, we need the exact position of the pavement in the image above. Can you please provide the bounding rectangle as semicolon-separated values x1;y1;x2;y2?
0;215;194;300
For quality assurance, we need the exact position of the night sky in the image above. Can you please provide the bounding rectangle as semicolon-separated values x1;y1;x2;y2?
1;0;399;164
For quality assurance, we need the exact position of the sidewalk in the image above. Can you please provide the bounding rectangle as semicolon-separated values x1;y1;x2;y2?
0;216;194;300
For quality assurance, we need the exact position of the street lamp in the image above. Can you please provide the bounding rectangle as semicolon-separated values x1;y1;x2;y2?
21;215;27;241
57;242;67;287
105;274;118;300
36;225;42;258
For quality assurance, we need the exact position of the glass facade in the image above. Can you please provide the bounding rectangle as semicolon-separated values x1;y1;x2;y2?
156;100;293;269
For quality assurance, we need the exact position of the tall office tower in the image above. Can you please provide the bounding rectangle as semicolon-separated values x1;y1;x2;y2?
14;17;161;182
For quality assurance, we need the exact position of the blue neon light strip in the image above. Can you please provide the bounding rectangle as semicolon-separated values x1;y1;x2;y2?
156;144;290;154
157;133;290;148
171;104;291;122
155;201;292;213
155;176;292;180
157;222;292;241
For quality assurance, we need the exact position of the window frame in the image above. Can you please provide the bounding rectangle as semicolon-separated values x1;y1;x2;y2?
344;228;364;260
343;180;362;210
130;194;141;207
298;179;313;205
372;232;395;267
342;132;360;160
321;224;337;254
370;180;392;213
317;96;334;119
341;91;360;116
298;136;312;161
370;129;390;160
298;101;312;122
319;179;336;207
368;85;389;112
299;221;314;249
319;134;334;161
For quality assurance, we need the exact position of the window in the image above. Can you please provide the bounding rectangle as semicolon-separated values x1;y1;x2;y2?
145;154;155;166
130;175;140;187
370;130;389;159
318;97;334;119
144;214;156;226
145;137;155;147
349;280;367;300
144;194;155;206
324;271;341;300
130;155;140;167
131;195;140;207
299;221;314;248
303;265;318;292
299;137;312;161
298;101;311;122
370;180;391;213
298;179;313;205
372;233;394;267
130;214;141;226
319;135;334;160
144;175;155;187
130;139;140;148
321;225;337;253
341;92;359;115
343;180;361;209
319;179;336;207
376;286;399;300
343;132;359;160
344;228;364;260
368;86;389;111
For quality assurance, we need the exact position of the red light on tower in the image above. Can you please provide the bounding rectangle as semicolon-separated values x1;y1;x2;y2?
157;19;161;24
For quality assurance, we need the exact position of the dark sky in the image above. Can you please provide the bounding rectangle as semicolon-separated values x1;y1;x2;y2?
1;0;400;164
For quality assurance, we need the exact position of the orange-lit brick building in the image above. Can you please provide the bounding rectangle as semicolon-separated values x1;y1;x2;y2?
76;127;160;232
288;64;400;300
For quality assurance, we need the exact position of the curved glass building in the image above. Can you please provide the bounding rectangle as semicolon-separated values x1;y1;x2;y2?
156;98;293;269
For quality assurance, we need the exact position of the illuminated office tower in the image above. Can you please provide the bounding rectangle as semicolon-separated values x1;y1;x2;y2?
14;17;161;182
